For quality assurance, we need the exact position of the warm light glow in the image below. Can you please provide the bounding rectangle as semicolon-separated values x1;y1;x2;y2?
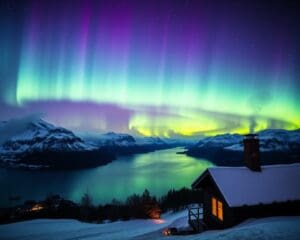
217;201;223;221
153;219;165;224
163;228;171;236
148;207;162;220
162;227;177;236
30;204;44;212
212;197;224;221
212;197;217;216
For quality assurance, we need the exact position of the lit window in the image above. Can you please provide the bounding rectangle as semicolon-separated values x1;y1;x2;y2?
217;201;223;221
212;197;217;216
211;196;224;221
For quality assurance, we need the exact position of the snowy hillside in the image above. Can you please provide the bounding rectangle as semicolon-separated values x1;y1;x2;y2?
80;132;180;156
0;118;114;169
82;132;171;148
192;130;300;152
0;210;299;240
186;129;300;165
225;129;300;152
135;136;167;146
84;132;137;147
0;118;180;169
194;134;242;149
0;118;95;154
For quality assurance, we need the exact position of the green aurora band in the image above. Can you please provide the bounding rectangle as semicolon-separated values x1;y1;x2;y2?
1;1;299;136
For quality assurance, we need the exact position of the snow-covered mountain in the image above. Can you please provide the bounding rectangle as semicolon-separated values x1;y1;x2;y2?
191;129;300;152
135;136;167;146
186;129;300;165
0;118;180;169
101;132;136;146
0;118;95;154
225;129;300;152
0;119;113;169
80;132;176;155
82;132;136;147
81;132;171;148
194;134;243;149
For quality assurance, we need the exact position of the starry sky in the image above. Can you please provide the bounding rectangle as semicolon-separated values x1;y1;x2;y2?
0;0;299;137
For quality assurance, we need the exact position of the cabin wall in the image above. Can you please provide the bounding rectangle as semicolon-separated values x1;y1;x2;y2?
203;192;300;229
232;200;300;224
203;187;235;229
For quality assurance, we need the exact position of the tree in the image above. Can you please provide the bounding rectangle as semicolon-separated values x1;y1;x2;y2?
81;193;93;208
80;193;94;221
142;189;161;219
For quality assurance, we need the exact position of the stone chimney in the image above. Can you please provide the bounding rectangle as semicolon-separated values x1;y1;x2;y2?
243;134;261;171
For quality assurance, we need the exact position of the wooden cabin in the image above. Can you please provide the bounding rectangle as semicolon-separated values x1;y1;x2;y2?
189;134;300;231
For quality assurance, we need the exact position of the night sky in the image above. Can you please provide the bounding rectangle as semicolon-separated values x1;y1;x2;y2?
0;0;299;137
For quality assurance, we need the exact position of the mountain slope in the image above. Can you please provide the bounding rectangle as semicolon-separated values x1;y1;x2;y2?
0;119;95;153
186;129;300;166
0;119;114;169
83;132;136;148
225;129;300;152
0;118;181;169
81;132;176;155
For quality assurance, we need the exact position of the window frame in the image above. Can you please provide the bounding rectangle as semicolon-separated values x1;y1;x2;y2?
211;196;224;222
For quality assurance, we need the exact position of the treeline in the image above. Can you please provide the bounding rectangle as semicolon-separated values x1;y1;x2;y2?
160;188;203;212
0;188;202;224
65;187;202;222
83;189;161;222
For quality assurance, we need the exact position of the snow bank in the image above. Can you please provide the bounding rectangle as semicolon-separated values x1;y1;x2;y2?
159;216;300;240
0;210;187;240
0;213;299;240
0;211;300;240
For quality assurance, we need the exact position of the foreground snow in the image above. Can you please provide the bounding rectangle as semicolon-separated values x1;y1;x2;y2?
0;211;187;240
0;211;300;240
158;216;300;240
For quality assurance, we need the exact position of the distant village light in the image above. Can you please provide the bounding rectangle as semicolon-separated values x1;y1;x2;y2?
30;204;44;212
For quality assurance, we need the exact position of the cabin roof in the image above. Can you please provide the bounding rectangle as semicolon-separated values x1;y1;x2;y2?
192;163;300;207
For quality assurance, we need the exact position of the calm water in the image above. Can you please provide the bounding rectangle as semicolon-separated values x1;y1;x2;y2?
0;147;213;207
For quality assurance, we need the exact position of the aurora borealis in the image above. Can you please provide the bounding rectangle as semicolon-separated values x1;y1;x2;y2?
0;0;299;137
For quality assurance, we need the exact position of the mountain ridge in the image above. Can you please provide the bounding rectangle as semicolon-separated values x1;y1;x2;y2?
0;118;176;169
186;129;300;166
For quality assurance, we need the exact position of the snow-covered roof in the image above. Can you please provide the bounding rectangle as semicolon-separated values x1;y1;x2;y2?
195;164;300;207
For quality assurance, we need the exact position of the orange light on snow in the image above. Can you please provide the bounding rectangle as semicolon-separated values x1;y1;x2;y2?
162;228;171;235
153;218;165;224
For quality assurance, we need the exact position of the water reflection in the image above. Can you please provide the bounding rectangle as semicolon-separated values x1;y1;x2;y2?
0;147;213;207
